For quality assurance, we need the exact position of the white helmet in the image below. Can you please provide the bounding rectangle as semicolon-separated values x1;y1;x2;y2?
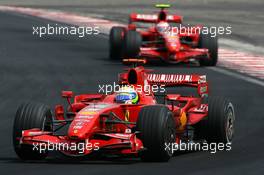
156;22;170;33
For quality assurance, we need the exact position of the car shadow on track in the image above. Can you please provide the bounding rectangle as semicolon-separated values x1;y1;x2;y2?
0;151;199;165
0;157;140;165
101;57;203;69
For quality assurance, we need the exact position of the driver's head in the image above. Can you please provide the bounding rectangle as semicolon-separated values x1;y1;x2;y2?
115;86;139;104
156;21;170;33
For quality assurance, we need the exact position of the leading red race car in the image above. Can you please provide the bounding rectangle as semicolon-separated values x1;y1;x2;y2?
109;4;218;66
13;62;234;162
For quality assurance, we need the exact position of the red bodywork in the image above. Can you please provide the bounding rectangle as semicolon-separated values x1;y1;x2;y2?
20;66;208;157
124;9;209;63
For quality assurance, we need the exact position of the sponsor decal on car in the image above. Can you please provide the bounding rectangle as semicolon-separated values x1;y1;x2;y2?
77;115;95;119
193;104;208;112
148;74;192;83
79;111;98;115
136;14;157;20
124;110;130;122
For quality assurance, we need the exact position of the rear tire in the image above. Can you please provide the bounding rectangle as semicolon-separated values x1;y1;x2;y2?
109;26;126;60
198;33;218;66
195;97;235;144
13;102;53;160
123;30;142;58
137;105;176;162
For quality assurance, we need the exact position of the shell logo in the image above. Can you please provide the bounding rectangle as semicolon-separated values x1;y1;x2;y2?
79;111;98;115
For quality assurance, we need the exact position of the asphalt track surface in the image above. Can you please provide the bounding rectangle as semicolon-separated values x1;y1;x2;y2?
0;11;264;175
0;0;263;47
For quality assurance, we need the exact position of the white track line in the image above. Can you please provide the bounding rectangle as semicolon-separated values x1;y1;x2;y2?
208;67;264;87
0;5;264;86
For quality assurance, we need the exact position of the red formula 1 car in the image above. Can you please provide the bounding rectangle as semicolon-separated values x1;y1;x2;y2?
109;4;218;66
13;63;234;162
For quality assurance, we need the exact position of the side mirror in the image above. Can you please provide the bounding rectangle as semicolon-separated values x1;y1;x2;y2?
62;91;74;98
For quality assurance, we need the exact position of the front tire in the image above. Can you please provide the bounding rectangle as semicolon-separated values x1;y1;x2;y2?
123;30;142;58
13;102;53;160
136;105;176;162
198;32;218;66
109;26;126;60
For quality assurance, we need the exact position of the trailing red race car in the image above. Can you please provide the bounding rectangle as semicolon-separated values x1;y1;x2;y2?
109;4;218;66
13;61;234;162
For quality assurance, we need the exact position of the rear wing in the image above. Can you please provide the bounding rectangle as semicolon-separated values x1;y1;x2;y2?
129;13;182;23
118;66;208;98
147;74;208;97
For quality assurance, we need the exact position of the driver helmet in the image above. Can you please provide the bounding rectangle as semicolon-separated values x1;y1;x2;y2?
115;86;139;104
156;21;170;33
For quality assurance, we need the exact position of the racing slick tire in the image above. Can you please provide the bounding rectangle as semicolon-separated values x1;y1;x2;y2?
198;32;218;66
109;26;126;60
123;30;142;58
13;102;53;160
195;97;235;144
136;105;176;162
